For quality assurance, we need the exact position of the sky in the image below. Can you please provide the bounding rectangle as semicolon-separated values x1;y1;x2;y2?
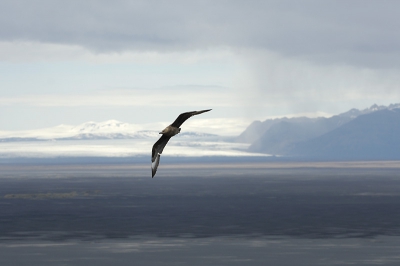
1;0;400;131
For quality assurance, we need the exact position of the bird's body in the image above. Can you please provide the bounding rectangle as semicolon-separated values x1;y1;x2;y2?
151;109;211;177
159;125;181;136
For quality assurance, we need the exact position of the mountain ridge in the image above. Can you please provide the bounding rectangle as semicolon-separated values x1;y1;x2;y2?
290;108;400;159
238;103;400;144
243;103;400;159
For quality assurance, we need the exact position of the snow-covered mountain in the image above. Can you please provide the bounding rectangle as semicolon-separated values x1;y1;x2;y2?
0;120;219;142
0;120;262;159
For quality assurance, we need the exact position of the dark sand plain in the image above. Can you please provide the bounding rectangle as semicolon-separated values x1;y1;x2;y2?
1;161;400;265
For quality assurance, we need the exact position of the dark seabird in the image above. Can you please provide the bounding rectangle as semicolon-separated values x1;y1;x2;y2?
151;109;212;177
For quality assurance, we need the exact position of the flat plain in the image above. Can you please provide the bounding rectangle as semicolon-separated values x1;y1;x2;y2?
1;161;400;265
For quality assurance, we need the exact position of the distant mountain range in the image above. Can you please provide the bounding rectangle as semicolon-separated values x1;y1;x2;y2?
3;104;400;160
238;103;400;160
0;120;219;142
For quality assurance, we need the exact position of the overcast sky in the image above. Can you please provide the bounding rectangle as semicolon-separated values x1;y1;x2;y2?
1;0;400;130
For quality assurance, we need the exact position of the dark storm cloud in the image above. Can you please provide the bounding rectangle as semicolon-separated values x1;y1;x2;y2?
1;0;400;67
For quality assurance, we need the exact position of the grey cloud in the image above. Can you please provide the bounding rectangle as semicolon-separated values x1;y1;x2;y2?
1;0;400;68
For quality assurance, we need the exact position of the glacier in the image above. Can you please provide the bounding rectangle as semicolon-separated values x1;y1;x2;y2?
0;120;267;158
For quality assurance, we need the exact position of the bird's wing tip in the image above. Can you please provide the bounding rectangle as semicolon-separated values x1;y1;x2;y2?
151;153;161;178
197;109;212;114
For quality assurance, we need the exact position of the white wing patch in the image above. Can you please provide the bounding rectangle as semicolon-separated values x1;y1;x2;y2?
151;153;161;178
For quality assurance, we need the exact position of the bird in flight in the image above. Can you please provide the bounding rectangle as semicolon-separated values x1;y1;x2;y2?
151;109;212;177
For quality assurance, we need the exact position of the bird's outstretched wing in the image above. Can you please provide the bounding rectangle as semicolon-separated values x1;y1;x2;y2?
151;134;171;177
170;109;212;128
151;154;160;178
